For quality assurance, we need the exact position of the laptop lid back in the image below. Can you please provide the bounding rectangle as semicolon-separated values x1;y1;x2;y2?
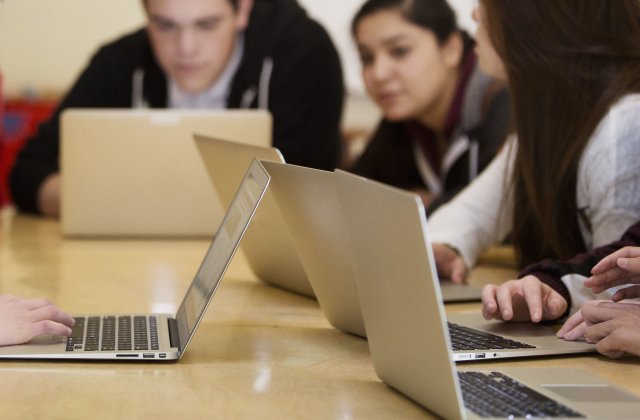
194;135;314;297
61;109;271;237
334;169;465;419
261;161;365;337
175;159;270;357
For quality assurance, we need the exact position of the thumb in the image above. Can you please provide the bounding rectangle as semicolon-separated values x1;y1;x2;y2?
617;257;640;274
543;291;567;320
450;258;468;284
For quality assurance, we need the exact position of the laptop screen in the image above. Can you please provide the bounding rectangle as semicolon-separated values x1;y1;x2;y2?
174;160;270;353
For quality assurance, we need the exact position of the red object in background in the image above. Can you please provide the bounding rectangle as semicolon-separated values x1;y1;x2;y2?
0;88;58;207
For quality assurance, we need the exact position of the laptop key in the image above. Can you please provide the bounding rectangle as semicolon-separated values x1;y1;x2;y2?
448;322;536;351
459;371;585;418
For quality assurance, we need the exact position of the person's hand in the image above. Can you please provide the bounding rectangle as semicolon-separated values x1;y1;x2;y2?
432;243;468;284
585;247;640;299
481;275;567;322
561;301;640;358
557;299;609;341
411;188;434;208
0;295;75;346
37;173;61;218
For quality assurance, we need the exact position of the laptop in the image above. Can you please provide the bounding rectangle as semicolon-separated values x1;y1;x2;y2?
0;159;270;361
334;169;596;361
260;161;365;337
335;170;640;419
260;161;481;337
61;109;271;237
193;135;314;298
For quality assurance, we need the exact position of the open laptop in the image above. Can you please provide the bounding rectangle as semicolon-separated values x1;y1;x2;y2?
260;161;365;337
61;109;271;237
334;169;595;361
260;161;481;338
335;170;640;419
193;135;314;298
0;160;270;361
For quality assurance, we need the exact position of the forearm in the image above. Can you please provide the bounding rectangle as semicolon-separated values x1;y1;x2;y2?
9;124;60;214
429;139;516;268
520;221;640;312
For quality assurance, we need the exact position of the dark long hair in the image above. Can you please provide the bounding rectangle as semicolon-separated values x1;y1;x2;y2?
482;0;640;267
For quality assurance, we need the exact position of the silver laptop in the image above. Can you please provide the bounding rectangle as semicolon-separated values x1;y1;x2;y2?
193;135;314;298
260;161;481;338
0;160;270;361
335;169;596;361
260;161;365;337
61;109;271;237
335;169;640;419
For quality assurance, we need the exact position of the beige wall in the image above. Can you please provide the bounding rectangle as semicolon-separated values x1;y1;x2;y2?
0;0;474;99
0;0;145;98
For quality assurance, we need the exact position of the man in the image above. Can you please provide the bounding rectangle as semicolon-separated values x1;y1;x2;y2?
9;0;344;217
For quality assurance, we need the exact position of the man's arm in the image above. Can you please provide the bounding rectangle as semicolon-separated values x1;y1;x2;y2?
9;37;139;215
266;20;344;171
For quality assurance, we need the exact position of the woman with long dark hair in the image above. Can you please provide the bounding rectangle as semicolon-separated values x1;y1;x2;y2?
349;0;510;211
430;0;640;323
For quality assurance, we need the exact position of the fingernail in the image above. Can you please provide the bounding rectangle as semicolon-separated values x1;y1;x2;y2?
619;258;628;268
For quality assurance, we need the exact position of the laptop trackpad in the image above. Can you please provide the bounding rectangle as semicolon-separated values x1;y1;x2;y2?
544;385;640;402
27;335;66;345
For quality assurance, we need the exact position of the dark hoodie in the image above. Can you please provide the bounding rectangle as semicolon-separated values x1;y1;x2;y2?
10;0;344;214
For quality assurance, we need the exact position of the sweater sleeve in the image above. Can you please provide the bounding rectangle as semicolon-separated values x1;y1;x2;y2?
520;222;640;313
266;20;344;171
428;137;516;268
578;95;640;249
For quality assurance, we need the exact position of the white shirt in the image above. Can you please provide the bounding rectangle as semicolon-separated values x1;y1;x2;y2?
428;94;640;276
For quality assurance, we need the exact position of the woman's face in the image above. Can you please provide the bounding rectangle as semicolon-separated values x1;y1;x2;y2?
472;3;506;80
355;10;462;123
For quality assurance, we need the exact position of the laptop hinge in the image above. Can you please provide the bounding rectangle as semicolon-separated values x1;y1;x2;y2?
168;318;180;349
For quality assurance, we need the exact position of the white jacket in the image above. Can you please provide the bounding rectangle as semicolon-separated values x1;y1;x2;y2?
429;94;640;281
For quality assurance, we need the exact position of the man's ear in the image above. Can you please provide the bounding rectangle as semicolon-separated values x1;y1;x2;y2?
442;32;464;69
235;0;254;31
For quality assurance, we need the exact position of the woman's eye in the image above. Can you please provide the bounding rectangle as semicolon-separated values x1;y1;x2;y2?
359;53;374;66
391;47;410;59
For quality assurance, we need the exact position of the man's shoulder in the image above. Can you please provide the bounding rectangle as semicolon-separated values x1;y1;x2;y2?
93;28;150;59
247;0;333;48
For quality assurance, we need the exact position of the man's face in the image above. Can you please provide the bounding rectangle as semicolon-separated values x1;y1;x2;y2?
145;0;251;94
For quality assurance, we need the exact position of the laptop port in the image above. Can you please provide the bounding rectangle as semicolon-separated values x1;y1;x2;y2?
143;353;155;359
159;353;167;359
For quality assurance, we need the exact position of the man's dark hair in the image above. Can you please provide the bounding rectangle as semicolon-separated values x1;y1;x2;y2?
142;0;240;10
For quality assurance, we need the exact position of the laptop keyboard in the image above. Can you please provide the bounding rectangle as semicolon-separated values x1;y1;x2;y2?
459;371;584;418
448;322;536;351
66;316;160;352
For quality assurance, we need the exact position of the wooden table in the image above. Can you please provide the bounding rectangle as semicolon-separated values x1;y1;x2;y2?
1;209;639;419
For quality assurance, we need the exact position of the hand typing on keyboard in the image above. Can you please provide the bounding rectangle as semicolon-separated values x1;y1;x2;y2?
0;295;75;346
481;275;568;323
